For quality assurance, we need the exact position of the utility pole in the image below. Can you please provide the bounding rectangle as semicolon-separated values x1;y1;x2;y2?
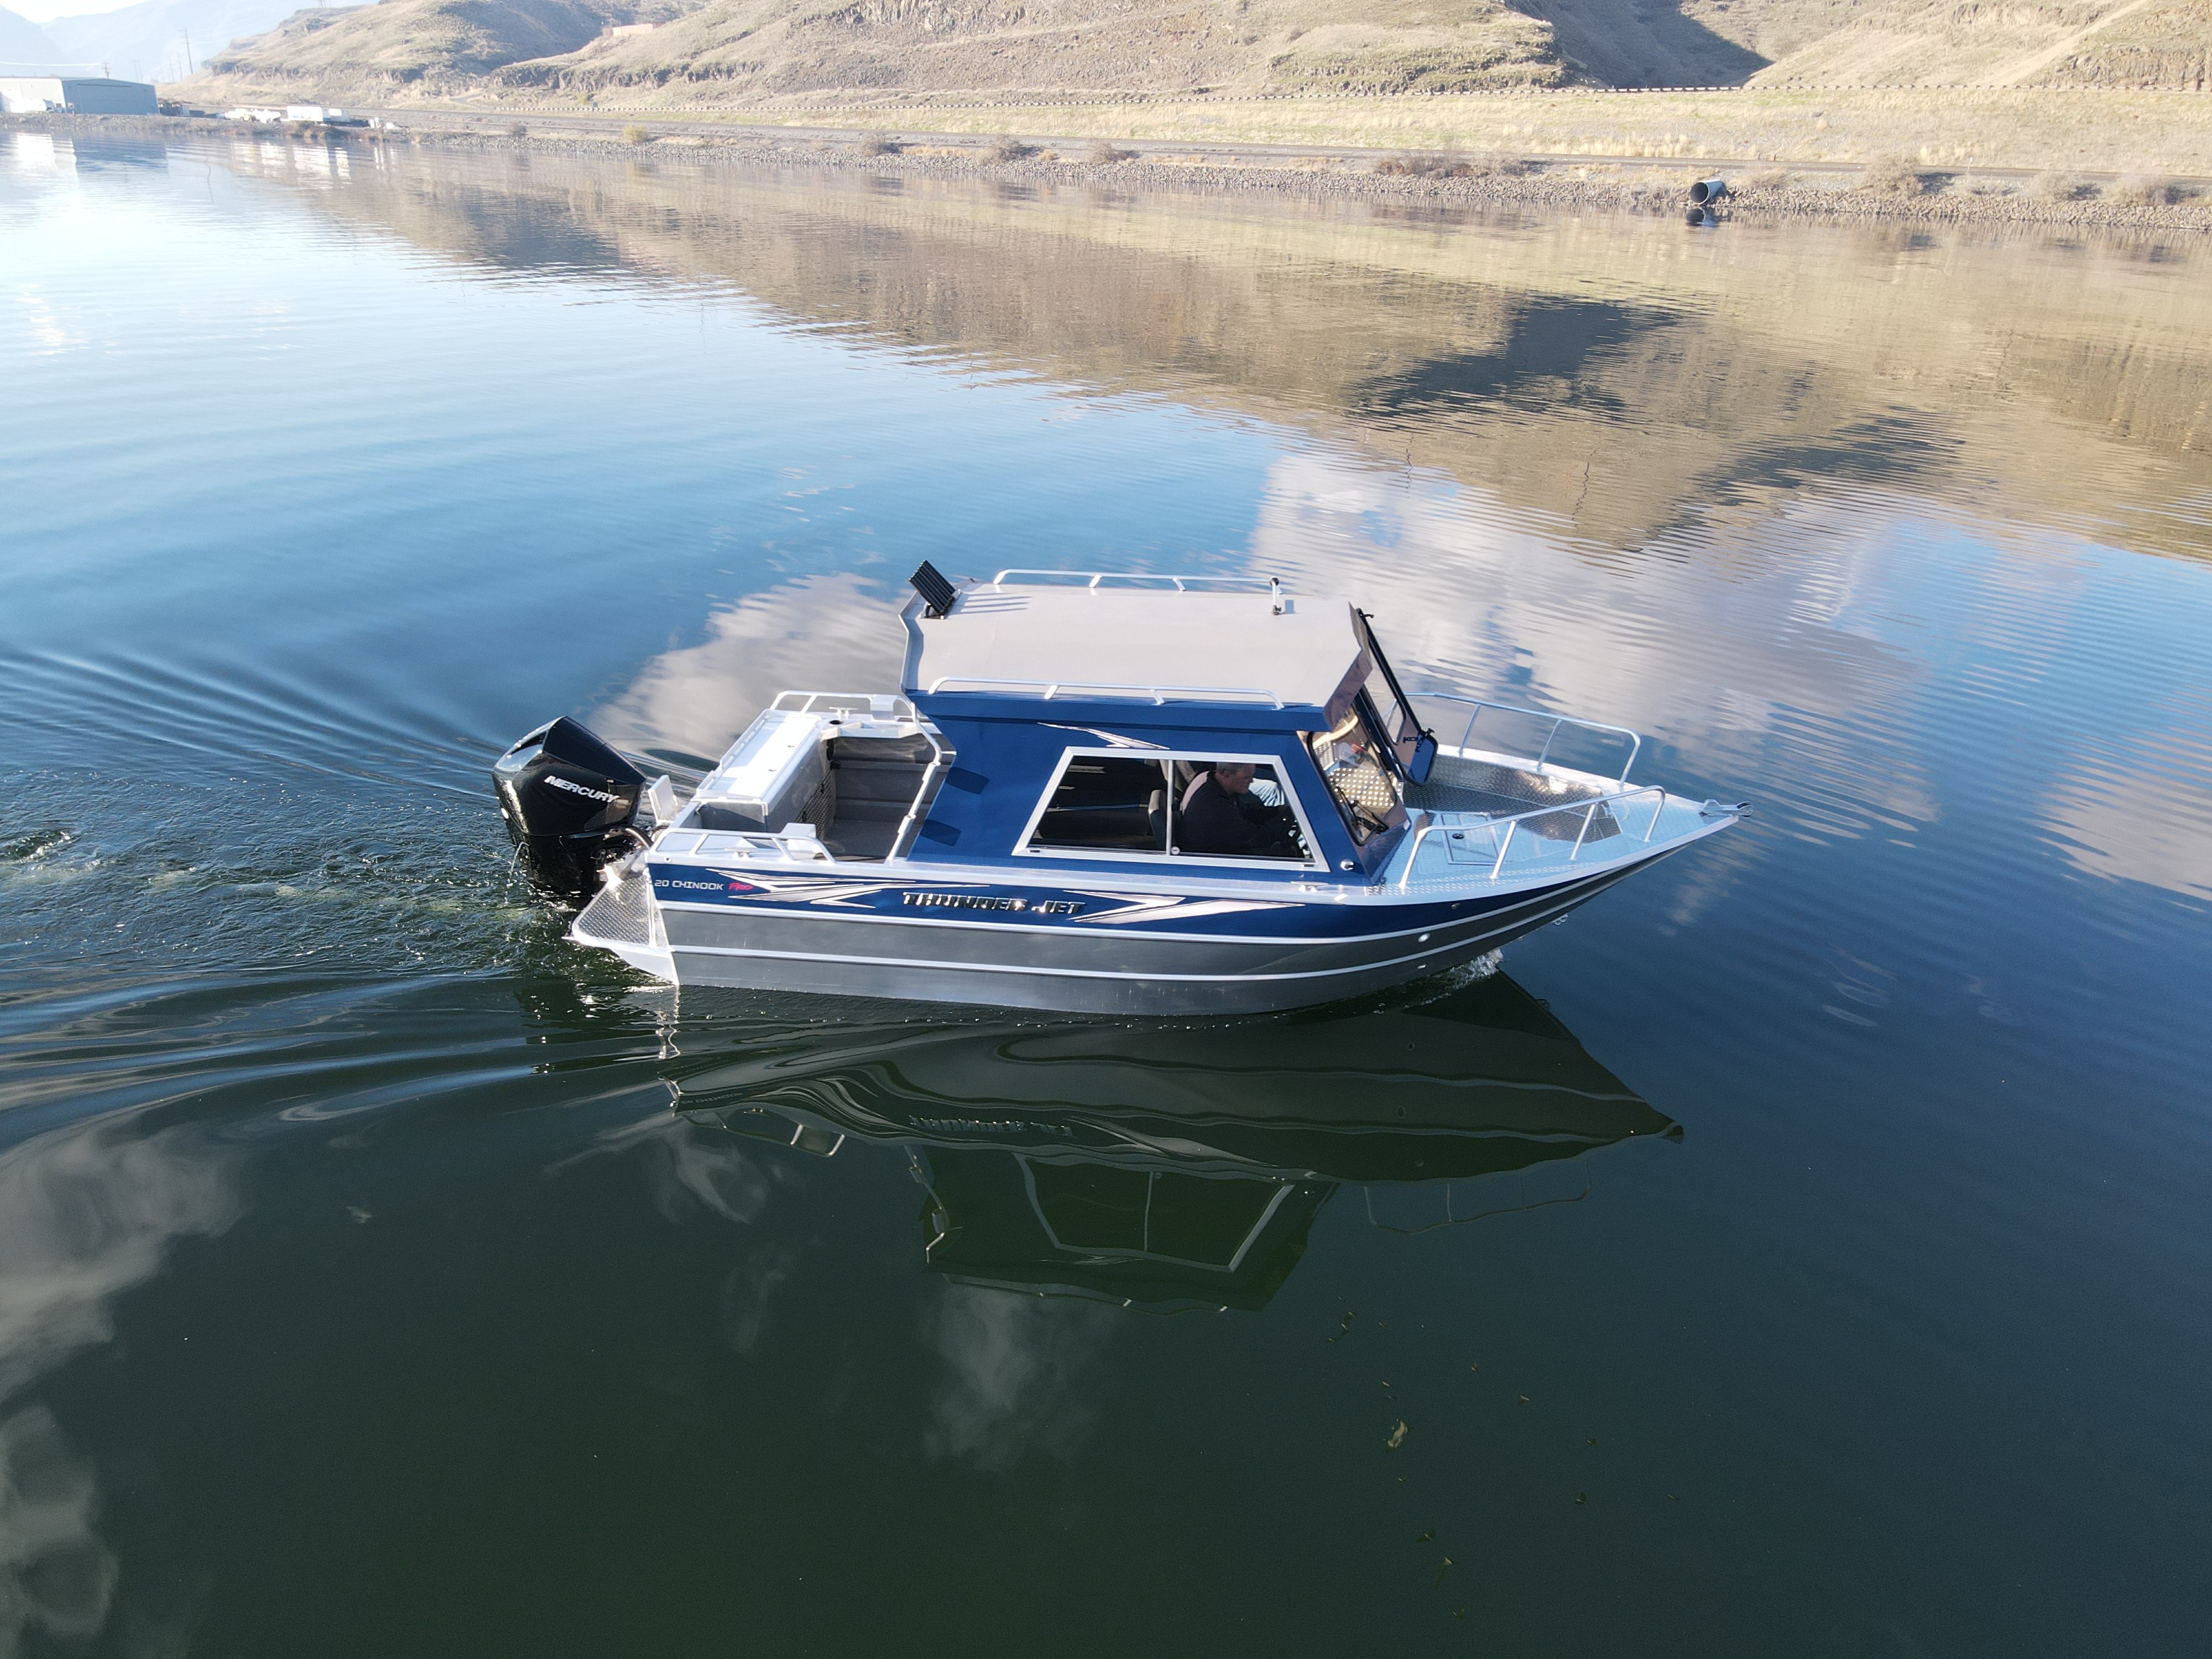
183;29;194;75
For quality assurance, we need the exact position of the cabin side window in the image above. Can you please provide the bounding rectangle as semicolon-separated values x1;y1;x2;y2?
1167;760;1307;861
1022;752;1316;864
1026;755;1171;852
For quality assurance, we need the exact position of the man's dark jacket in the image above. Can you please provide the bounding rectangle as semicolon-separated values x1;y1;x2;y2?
1178;776;1294;855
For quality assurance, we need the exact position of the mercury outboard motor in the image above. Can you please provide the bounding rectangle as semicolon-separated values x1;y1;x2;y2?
492;717;646;904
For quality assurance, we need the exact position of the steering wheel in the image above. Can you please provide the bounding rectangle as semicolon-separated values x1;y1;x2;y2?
1350;799;1392;837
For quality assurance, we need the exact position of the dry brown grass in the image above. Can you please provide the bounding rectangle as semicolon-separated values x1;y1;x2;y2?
1858;153;1930;196
2111;172;2183;205
1745;168;1794;192
1374;150;1528;179
621;123;650;145
857;131;901;156
1467;152;1534;179
984;133;1034;163
2031;170;2093;200
1087;138;1133;165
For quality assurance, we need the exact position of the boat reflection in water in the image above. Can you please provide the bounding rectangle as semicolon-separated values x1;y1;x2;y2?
665;967;1675;1312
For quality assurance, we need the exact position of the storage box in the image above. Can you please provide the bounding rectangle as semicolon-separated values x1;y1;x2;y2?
692;711;832;833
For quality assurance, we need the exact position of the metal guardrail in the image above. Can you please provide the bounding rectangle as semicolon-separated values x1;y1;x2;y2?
1396;784;1673;890
926;675;1285;707
654;691;947;864
769;690;922;720
1410;690;1642;782
653;827;830;862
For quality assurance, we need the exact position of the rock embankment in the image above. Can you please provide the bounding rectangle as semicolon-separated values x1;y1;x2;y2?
12;111;2211;233
381;120;2212;232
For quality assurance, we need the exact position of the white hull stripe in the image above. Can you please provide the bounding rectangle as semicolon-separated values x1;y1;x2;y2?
653;869;1625;950
662;877;1614;986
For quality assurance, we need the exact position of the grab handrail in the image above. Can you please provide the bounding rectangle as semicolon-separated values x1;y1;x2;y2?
926;675;1285;708
1395;785;1672;890
1408;691;1642;782
886;724;954;864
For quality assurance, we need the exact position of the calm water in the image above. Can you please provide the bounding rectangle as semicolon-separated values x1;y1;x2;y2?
3;131;2210;1657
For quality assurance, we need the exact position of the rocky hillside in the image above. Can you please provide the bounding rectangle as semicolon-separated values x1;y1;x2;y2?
190;0;1588;101
198;0;687;90
179;0;2212;103
1730;0;2212;90
2026;0;2210;90
514;0;1589;97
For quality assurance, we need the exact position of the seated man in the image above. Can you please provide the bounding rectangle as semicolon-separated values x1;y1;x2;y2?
1178;763;1300;857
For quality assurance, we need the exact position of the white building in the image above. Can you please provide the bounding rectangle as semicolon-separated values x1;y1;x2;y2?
0;75;158;115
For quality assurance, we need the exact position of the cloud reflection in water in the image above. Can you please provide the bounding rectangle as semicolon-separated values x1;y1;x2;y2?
923;1285;1115;1474
0;1119;242;1654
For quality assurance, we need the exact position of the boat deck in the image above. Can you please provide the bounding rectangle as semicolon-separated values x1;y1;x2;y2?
1407;750;1624;847
1407;752;1609;816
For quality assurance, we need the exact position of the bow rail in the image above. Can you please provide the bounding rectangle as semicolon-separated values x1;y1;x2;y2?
1395;785;1679;890
1409;691;1642;782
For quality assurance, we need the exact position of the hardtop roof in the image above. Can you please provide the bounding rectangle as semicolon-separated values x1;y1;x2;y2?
900;577;1366;713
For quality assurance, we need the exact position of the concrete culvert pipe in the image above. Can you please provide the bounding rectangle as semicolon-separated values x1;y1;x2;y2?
1689;178;1729;205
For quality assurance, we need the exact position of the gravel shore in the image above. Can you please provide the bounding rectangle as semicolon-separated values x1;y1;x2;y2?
14;111;2211;234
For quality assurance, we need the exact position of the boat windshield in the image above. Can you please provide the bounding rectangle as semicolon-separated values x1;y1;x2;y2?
1351;611;1427;775
1303;613;1430;843
1306;701;1403;844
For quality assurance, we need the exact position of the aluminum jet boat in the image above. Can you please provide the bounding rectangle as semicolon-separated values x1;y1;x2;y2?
493;566;1744;1014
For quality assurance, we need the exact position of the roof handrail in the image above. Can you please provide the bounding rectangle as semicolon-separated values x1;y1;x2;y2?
987;570;1285;594
925;675;1285;708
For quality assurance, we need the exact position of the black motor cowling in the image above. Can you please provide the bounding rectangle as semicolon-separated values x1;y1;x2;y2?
492;717;645;904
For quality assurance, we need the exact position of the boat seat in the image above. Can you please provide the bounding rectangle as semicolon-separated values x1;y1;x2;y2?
825;732;938;860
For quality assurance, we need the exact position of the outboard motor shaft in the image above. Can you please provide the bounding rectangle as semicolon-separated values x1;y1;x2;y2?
492;717;646;904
